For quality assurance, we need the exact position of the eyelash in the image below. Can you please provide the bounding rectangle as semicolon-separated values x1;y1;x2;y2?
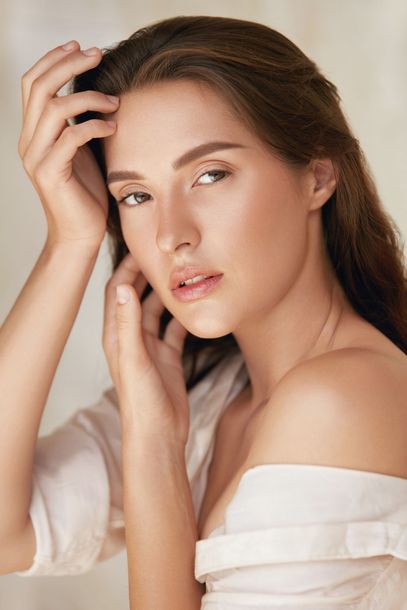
117;168;231;207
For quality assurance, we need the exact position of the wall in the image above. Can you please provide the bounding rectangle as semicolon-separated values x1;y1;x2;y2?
1;1;406;608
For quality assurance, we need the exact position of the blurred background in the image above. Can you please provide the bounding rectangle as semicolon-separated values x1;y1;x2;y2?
1;0;406;608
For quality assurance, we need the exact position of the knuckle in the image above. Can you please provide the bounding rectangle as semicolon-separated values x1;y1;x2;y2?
115;312;126;328
17;138;25;159
88;118;102;129
116;314;130;333
34;161;51;184
62;123;78;141
22;155;34;176
82;90;96;103
21;77;28;95
29;77;41;96
82;119;96;131
21;70;32;86
46;96;61;113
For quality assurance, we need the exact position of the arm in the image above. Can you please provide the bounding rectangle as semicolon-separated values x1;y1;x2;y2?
121;431;205;610
103;261;206;608
0;38;118;563
0;240;100;543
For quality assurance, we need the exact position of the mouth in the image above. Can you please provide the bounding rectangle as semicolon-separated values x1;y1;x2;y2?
171;274;224;302
169;266;223;290
177;274;216;288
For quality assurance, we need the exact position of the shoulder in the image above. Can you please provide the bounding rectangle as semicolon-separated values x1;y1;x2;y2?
245;347;407;479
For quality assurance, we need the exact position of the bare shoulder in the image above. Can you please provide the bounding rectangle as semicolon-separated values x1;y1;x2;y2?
245;347;407;479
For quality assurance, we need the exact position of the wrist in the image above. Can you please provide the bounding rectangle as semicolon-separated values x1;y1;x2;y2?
122;429;186;464
43;236;102;260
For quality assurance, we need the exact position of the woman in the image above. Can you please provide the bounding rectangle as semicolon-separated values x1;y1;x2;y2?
1;14;406;609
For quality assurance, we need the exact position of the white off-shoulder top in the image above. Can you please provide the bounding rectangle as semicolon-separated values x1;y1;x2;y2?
14;351;407;609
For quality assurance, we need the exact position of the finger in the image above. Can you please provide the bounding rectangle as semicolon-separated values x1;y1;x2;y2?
23;92;119;171
115;284;151;373
163;315;189;353
106;252;145;292
114;285;175;435
22;47;102;154
21;40;79;117
102;253;148;352
104;252;147;322
140;289;166;337
35;118;116;184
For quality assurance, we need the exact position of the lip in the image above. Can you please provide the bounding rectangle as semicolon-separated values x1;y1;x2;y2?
171;274;224;302
169;266;223;290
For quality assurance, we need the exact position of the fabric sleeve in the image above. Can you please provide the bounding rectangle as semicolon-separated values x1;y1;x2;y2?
15;388;125;576
195;464;407;609
14;351;245;578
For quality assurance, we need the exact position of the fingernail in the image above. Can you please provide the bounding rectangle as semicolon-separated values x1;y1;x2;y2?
82;47;99;56
62;40;77;51
116;286;130;304
106;95;120;104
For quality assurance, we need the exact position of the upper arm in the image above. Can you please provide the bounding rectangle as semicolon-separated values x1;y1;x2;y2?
0;518;36;575
12;390;125;577
244;348;407;478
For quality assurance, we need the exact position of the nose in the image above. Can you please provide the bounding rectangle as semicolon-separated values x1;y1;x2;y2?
155;198;200;255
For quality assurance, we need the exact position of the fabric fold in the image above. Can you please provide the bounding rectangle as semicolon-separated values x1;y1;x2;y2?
195;464;407;608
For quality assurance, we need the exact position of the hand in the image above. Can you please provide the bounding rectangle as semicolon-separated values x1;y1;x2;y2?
18;40;120;250
102;252;191;448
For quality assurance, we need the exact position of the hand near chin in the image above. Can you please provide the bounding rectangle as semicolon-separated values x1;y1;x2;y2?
102;252;190;449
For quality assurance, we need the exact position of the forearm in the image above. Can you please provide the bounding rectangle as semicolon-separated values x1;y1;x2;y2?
121;427;205;610
0;240;100;540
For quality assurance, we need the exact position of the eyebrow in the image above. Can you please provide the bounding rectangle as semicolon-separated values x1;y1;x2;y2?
106;140;248;185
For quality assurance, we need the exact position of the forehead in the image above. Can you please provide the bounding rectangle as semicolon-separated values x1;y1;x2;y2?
112;79;238;126
102;79;262;167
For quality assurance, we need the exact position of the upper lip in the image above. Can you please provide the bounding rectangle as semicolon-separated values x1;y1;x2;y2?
169;266;223;289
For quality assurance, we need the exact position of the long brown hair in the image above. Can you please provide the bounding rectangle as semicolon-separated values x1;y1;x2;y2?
71;15;407;389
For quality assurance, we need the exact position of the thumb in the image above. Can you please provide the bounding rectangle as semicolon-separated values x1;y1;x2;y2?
115;284;149;369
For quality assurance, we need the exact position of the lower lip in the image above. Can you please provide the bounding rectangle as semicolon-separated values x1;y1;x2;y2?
171;274;224;302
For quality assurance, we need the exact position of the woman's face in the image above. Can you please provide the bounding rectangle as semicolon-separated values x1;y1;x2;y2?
103;79;316;339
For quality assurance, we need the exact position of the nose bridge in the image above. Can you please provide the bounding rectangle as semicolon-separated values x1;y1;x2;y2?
155;191;199;254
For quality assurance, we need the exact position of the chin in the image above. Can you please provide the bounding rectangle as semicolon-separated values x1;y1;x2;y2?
183;316;233;340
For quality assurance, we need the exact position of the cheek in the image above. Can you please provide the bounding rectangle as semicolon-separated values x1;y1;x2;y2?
120;218;156;274
224;185;308;300
121;218;142;254
217;183;302;257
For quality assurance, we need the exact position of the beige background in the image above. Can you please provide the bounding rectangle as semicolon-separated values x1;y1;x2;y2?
1;0;406;608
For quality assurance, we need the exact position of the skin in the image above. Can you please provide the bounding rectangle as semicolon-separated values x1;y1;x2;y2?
103;78;366;410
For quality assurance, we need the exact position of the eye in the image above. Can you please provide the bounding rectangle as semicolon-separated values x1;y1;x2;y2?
118;191;150;207
117;168;231;208
195;169;230;186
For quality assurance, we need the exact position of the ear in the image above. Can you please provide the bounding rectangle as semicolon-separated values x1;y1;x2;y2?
307;158;337;211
